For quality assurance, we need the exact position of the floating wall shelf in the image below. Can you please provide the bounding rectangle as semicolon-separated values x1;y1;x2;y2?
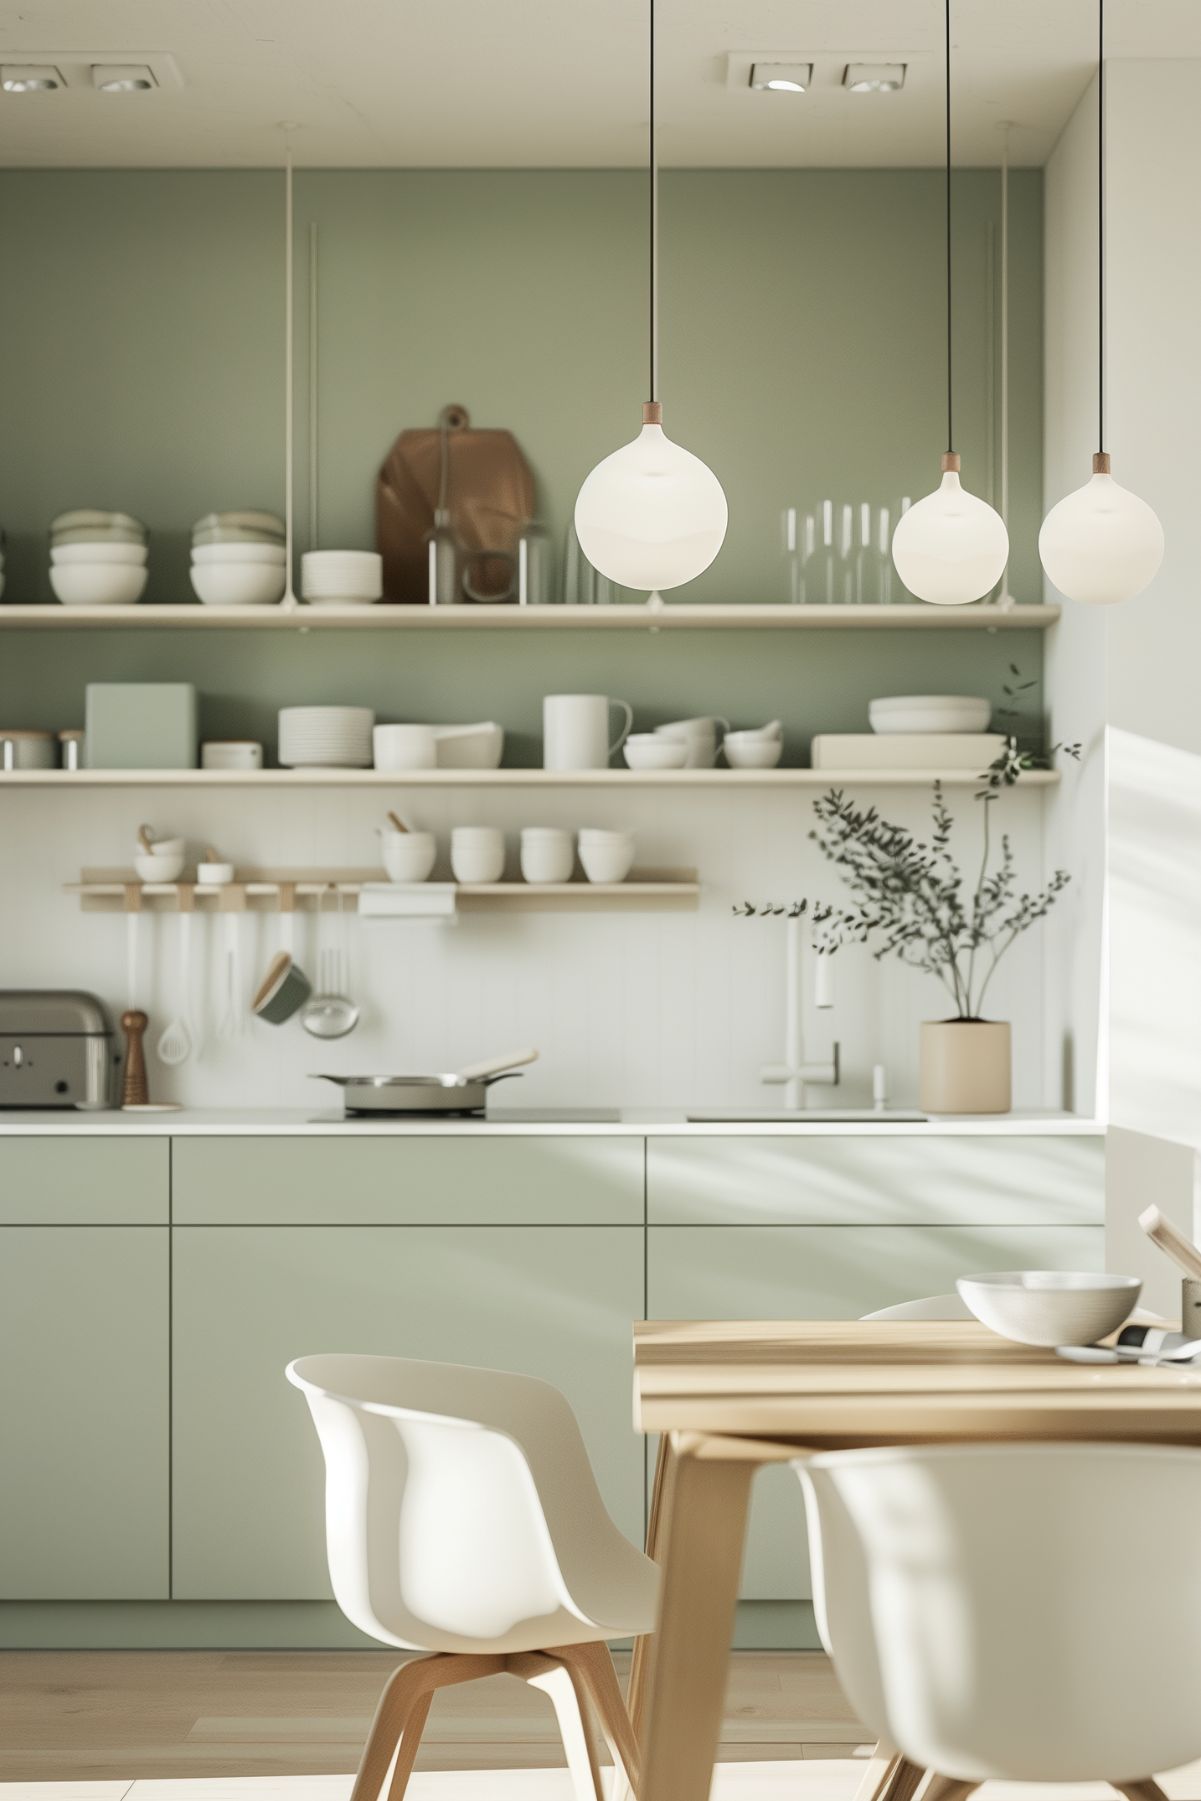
5;768;1059;791
68;867;700;914
0;602;1058;632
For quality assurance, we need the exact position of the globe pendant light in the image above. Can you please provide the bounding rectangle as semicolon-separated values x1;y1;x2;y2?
573;0;727;593
1038;0;1163;606
892;0;1008;607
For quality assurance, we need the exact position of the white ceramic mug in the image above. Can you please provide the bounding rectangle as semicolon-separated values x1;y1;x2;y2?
543;694;634;771
520;827;574;885
374;724;437;771
451;826;505;884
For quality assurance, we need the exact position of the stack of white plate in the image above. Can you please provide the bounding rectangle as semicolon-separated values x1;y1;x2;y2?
49;510;148;606
278;706;375;769
301;550;383;607
869;695;991;735
191;511;287;607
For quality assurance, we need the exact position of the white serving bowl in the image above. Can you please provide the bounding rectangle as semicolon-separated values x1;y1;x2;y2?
625;734;689;771
434;723;505;770
135;852;184;883
192;542;286;567
956;1270;1142;1348
723;732;783;770
579;838;635;884
870;694;992;735
51;541;149;567
381;830;437;884
190;562;287;607
49;563;148;607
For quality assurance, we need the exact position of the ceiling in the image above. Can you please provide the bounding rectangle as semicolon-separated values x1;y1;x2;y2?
0;0;1199;170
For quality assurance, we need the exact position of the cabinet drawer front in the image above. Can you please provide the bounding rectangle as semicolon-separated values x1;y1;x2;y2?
648;1136;1104;1227
0;1227;169;1599
648;1222;1103;1599
0;1137;168;1224
173;1136;643;1225
173;1224;645;1598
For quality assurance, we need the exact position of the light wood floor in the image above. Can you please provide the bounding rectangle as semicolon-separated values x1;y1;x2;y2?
0;1651;872;1785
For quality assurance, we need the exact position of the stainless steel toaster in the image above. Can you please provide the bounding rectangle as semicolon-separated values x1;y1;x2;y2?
0;991;117;1110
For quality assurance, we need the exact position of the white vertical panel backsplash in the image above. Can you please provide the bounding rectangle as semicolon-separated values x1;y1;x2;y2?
0;784;1048;1112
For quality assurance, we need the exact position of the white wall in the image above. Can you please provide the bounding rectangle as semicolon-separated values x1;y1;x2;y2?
0;783;1051;1114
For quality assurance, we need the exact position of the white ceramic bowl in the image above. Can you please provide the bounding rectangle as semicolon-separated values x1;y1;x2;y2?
450;826;505;884
625;734;689;771
723;733;783;769
135;852;184;883
373;724;437;771
870;695;992;735
192;542;286;567
381;830;437;884
190;563;287;607
51;541;149;567
194;510;285;537
434;723;505;770
49;563;148;607
579;839;636;884
144;837;185;858
956;1270;1142;1348
197;860;234;885
520;828;574;884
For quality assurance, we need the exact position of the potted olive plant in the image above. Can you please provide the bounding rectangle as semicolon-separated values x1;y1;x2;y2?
737;738;1075;1114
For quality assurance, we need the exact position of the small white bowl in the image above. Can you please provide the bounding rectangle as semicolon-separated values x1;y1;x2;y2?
625;734;689;771
579;839;635;884
434;723;505;770
197;860;235;885
723;733;783;770
520;827;574;884
190;563;287;607
51;542;149;567
49;563;148;607
381;830;437;884
192;542;286;567
956;1270;1142;1348
135;852;184;883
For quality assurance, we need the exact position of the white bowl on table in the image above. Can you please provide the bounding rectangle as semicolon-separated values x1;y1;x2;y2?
190;562;287;607
723;731;783;770
52;542;149;568
381;830;437;884
956;1270;1142;1348
870;695;992;735
49;563;148;607
625;734;688;771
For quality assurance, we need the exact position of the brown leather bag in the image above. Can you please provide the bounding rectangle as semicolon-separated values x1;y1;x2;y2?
375;404;536;604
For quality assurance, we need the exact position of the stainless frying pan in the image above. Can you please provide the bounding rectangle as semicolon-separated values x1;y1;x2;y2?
316;1048;539;1115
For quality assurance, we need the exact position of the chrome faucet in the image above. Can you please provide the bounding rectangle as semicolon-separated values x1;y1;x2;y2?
760;913;841;1111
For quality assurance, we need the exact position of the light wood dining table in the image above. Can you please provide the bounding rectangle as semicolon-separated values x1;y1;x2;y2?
627;1318;1201;1801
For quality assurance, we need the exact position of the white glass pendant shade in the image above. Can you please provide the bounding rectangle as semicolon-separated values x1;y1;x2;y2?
891;458;1009;606
574;413;728;592
1038;457;1164;606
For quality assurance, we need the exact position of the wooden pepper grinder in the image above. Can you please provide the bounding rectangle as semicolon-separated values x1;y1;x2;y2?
121;1010;150;1108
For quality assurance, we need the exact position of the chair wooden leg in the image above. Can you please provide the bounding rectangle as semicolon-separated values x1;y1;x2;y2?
553;1642;642;1799
349;1652;507;1801
851;1747;927;1801
880;1758;929;1801
384;1691;434;1801
1114;1784;1170;1801
510;1651;607;1801
919;1776;978;1801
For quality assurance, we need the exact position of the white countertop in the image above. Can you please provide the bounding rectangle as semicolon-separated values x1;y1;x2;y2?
0;1107;1104;1137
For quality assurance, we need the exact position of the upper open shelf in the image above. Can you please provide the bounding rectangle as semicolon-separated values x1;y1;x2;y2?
0;602;1058;633
0;767;1060;790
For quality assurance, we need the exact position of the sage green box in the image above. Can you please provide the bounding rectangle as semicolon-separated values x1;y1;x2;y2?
85;682;198;769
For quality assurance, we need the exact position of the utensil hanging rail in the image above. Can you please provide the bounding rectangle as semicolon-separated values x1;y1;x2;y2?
66;867;700;913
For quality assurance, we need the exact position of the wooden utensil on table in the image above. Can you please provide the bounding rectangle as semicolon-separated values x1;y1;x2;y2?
1138;1205;1201;1280
387;811;409;833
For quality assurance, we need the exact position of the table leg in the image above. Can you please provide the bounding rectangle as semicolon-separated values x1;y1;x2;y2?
624;1436;677;1754
638;1435;754;1801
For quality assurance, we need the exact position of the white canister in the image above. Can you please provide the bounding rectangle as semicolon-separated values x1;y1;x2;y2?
450;826;505;884
374;724;438;771
520;827;574;884
543;694;634;771
201;739;264;771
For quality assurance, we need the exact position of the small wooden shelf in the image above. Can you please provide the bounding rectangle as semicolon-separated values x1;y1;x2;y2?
5;767;1059;790
0;601;1058;632
67;867;700;914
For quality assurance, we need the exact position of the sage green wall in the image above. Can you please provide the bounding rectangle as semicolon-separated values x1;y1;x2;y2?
0;167;1043;609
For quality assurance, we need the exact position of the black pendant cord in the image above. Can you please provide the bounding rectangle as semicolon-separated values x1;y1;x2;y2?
1097;0;1105;455
944;0;954;456
649;0;659;406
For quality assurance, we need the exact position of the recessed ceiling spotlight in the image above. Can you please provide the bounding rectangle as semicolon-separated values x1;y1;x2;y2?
92;63;156;91
1;64;62;92
749;61;812;93
844;62;906;92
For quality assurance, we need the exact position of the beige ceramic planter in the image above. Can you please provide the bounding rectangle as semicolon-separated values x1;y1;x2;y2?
919;1019;1012;1115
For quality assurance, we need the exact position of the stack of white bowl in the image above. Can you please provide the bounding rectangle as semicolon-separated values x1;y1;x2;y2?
301;550;383;607
722;720;784;769
49;510;148;607
191;511;287;607
278;706;375;769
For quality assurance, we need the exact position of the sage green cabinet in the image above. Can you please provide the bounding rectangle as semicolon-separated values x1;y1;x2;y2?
0;1137;169;1224
172;1223;644;1598
172;1135;643;1225
647;1221;1103;1600
0;1226;168;1598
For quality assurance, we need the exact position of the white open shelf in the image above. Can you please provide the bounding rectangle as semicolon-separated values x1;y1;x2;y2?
0;602;1058;632
68;867;700;914
3;767;1059;790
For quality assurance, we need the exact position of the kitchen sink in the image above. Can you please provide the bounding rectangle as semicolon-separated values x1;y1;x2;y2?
687;1108;927;1123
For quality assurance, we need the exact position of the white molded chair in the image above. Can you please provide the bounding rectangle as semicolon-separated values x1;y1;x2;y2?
287;1354;658;1801
797;1441;1201;1801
